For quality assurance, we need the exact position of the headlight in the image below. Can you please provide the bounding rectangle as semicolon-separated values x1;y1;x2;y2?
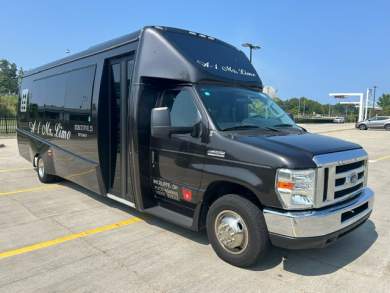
275;168;316;210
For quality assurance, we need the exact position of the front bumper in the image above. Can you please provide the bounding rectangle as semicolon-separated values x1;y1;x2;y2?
263;187;374;249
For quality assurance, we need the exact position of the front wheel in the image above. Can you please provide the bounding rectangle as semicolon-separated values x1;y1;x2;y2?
385;124;390;131
359;124;368;130
206;194;269;267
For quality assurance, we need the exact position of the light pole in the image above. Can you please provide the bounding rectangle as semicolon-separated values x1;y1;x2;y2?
242;43;261;63
372;86;377;117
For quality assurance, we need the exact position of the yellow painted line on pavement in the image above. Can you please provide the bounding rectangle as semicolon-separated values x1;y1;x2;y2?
369;154;390;163
0;167;32;173
0;184;63;196
0;217;143;260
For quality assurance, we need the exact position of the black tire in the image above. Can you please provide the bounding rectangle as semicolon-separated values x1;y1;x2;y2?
206;194;269;267
359;124;367;130
36;156;58;183
385;124;390;131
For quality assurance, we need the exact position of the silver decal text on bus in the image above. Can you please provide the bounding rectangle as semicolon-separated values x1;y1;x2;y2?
29;121;71;140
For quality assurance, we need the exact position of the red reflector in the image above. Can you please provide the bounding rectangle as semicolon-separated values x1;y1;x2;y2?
182;188;192;202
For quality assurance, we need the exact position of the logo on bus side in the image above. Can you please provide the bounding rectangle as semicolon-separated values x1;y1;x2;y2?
29;120;71;140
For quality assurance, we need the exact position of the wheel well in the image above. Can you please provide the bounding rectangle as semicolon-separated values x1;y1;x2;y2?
198;181;262;230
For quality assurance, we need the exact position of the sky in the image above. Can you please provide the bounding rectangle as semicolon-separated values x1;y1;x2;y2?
1;0;389;104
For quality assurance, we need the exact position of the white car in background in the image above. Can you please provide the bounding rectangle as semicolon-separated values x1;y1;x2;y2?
333;117;345;123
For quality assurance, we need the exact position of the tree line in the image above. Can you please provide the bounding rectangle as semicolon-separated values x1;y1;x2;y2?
0;58;389;118
0;59;23;116
274;94;390;119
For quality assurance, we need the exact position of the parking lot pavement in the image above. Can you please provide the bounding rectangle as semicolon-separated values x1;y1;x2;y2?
0;126;389;293
299;123;356;134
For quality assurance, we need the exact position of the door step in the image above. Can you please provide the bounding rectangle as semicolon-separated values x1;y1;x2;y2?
107;193;136;208
144;206;194;229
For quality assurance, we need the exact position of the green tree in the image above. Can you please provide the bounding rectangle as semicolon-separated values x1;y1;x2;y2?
274;96;358;121
377;94;390;115
0;59;19;95
0;95;18;116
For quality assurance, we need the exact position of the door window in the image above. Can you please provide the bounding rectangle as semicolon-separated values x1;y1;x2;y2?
161;89;199;127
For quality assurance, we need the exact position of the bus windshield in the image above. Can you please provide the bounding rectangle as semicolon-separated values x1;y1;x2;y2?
196;85;298;131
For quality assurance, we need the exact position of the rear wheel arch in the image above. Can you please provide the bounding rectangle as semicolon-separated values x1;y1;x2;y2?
198;181;263;230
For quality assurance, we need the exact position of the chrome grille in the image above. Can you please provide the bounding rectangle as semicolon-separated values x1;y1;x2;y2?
313;149;368;208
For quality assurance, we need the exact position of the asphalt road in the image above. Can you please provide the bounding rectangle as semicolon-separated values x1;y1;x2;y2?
0;125;389;292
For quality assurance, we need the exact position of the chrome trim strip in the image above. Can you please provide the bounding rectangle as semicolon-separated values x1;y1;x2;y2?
314;168;325;207
263;187;374;238
207;150;226;158
107;193;136;208
313;149;368;167
327;166;336;201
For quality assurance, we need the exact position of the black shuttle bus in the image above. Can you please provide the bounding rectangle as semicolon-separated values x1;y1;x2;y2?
17;26;374;267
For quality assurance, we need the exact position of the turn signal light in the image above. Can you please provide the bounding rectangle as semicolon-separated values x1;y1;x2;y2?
277;181;295;190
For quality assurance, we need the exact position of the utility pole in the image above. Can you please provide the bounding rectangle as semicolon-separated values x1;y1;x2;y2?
372;86;377;117
242;43;261;63
298;98;301;117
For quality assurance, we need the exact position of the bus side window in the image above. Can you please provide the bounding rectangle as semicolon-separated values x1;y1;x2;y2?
44;74;66;121
64;65;96;123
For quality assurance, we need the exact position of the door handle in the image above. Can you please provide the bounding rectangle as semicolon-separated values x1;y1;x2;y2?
151;150;156;167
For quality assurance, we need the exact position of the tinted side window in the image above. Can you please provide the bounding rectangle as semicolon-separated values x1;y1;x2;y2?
44;74;66;120
64;66;96;123
30;79;46;120
161;89;199;127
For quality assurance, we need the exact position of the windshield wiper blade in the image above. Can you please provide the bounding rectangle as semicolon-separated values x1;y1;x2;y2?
273;123;294;127
263;126;281;132
222;125;282;132
222;125;260;131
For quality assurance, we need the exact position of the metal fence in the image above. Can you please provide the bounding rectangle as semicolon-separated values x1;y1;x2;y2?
0;116;17;135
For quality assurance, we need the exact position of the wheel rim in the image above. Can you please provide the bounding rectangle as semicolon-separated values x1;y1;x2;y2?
38;158;44;178
360;125;366;130
214;210;249;254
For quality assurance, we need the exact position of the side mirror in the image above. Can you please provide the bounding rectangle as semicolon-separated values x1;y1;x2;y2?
151;107;171;138
191;118;202;138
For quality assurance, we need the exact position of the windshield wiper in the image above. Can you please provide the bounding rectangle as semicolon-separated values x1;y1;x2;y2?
273;123;306;133
222;125;260;131
273;123;294;128
222;125;281;132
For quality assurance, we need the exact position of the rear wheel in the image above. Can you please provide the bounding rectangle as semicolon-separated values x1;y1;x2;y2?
36;156;58;183
359;124;367;130
385;124;390;131
206;194;269;267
